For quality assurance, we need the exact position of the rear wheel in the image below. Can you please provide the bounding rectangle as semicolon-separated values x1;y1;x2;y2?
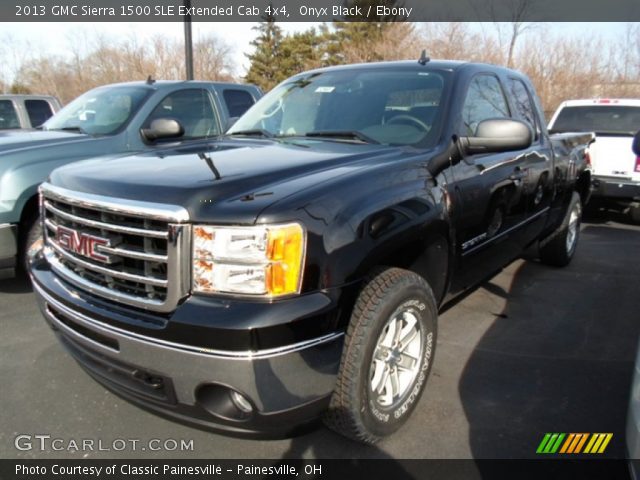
628;202;640;224
324;267;437;444
539;191;582;267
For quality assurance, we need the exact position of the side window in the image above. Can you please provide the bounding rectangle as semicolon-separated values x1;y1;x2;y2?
222;89;255;118
24;99;54;127
145;89;220;140
508;78;539;140
0;100;20;129
461;75;510;136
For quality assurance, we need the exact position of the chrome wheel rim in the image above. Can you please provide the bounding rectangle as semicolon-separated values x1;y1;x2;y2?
566;204;580;253
369;308;422;409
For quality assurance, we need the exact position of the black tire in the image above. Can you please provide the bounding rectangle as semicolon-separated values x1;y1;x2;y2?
539;191;582;267
628;202;640;224
323;267;437;444
20;216;43;273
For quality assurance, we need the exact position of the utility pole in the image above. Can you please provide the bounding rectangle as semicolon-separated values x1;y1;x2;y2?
184;0;194;80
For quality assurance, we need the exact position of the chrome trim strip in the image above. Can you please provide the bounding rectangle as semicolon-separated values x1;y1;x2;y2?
47;241;168;288
40;183;190;223
34;279;344;360
44;201;168;239
44;247;167;309
97;245;168;263
462;207;550;257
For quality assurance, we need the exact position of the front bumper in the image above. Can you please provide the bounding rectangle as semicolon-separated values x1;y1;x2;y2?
592;175;640;201
31;260;346;437
0;223;18;279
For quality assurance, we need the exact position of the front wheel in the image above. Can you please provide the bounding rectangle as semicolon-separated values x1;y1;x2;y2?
323;267;437;444
21;216;43;273
539;191;582;267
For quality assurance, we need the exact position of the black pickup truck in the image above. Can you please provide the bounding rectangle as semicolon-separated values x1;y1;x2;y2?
30;59;593;443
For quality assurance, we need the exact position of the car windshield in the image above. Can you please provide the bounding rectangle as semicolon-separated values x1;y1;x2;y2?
551;105;640;135
229;68;449;147
43;86;150;135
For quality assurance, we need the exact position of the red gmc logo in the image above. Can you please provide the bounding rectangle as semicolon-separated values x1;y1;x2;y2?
56;226;112;263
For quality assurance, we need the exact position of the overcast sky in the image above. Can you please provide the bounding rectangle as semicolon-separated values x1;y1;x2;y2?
0;22;626;80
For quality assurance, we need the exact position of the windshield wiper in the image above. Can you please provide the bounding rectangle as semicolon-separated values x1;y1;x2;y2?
304;130;379;144
227;129;274;138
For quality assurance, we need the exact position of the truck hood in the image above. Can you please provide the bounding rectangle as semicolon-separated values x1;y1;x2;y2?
49;138;408;224
0;129;93;154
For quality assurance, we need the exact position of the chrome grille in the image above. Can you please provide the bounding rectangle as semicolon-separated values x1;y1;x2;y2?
40;183;190;313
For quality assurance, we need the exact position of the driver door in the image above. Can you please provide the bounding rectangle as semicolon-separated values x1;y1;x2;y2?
448;74;530;292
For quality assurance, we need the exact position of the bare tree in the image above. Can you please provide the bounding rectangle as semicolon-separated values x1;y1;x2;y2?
10;31;236;103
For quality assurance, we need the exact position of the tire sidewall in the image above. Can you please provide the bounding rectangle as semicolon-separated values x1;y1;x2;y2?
357;283;437;438
565;196;582;259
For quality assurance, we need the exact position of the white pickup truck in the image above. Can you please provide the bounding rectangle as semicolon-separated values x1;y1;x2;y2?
548;99;640;220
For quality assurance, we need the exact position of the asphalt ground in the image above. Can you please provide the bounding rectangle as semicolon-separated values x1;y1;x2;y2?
1;211;639;460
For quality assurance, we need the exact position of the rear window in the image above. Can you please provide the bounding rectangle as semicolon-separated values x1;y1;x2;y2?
0;100;20;129
222;89;255;118
551;105;640;135
25;99;54;127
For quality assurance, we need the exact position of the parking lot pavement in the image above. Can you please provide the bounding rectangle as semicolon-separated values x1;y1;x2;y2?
1;215;639;460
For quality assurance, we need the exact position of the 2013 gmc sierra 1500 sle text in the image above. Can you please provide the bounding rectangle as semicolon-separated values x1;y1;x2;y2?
30;59;594;443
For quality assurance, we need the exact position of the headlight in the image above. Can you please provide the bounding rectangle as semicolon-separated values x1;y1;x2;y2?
192;223;305;297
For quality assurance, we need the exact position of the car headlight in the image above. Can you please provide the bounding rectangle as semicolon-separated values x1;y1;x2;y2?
192;223;306;297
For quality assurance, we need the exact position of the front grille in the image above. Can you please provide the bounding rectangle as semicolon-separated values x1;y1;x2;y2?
40;183;190;313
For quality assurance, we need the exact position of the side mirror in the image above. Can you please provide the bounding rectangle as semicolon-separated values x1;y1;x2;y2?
460;118;532;155
633;130;640;156
225;117;239;132
140;118;184;142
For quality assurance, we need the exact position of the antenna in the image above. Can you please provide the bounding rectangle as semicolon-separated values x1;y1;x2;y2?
146;75;156;85
418;50;430;66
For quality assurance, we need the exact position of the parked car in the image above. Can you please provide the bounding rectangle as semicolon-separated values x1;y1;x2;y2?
548;99;640;221
0;80;261;279
30;59;593;443
0;94;61;130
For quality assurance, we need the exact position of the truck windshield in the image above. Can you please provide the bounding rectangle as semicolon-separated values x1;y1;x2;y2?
43;86;150;135
551;105;640;135
229;69;449;147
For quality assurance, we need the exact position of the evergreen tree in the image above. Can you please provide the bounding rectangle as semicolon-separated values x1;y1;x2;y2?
279;28;327;74
244;11;285;91
331;0;411;63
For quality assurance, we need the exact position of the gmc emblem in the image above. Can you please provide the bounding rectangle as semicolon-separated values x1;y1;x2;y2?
56;226;113;263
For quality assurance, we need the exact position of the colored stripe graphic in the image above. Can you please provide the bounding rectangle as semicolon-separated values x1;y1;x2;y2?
537;433;613;454
574;433;589;453
559;433;575;453
537;433;565;454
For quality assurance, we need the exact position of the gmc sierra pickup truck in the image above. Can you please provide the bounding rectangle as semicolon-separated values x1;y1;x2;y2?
30;59;593;443
0;80;261;279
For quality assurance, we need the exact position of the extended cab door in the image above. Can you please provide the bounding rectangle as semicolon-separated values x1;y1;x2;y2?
448;73;531;291
505;77;554;243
